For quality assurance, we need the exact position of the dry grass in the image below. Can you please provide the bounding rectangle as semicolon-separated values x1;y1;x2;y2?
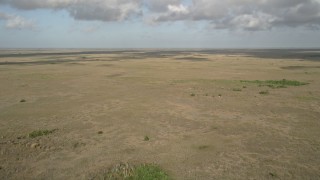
0;50;319;179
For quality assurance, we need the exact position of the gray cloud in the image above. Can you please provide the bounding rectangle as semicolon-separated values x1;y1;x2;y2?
1;0;320;30
144;0;181;12
0;0;72;9
0;11;35;30
0;0;142;21
68;1;142;21
150;0;320;30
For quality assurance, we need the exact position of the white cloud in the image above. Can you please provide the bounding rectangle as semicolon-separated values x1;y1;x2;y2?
144;0;181;12
1;0;320;30
148;0;320;30
167;4;188;14
0;11;35;30
211;13;277;31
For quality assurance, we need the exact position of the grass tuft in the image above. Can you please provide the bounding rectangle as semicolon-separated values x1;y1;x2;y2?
144;136;150;141
259;90;269;95
232;88;242;91
131;164;169;180
198;145;209;150
105;163;169;180
269;172;278;178
29;129;57;138
20;99;26;102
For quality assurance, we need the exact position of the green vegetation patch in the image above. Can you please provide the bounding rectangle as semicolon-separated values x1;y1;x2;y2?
105;163;169;180
240;79;308;88
29;129;57;138
131;164;169;180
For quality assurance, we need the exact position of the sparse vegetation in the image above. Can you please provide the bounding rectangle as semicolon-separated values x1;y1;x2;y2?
198;145;209;150
130;164;169;180
211;126;218;130
2;50;320;179
105;163;169;180
105;163;134;179
29;129;57;138
266;84;287;89
73;142;86;148
269;172;278;178
20;99;26;102
73;142;80;148
232;88;242;91
259;90;269;95
241;79;308;88
17;135;26;139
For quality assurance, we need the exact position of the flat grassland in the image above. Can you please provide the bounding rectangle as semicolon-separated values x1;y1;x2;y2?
0;49;319;179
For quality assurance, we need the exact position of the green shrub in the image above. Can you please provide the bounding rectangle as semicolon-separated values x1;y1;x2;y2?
29;129;57;138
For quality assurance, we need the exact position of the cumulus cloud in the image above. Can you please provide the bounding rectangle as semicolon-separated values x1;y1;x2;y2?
0;11;35;30
0;0;73;9
150;0;320;30
0;0;142;21
1;0;320;30
68;1;141;21
150;3;190;22
210;13;277;31
144;0;181;12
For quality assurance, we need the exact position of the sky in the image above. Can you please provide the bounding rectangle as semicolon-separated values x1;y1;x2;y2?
0;0;320;48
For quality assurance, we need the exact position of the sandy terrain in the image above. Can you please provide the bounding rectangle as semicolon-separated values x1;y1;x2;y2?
0;49;319;179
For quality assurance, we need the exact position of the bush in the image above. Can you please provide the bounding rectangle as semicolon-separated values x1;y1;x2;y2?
29;129;57;138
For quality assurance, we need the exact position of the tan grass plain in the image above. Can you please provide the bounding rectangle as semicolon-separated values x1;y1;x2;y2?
0;49;320;179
